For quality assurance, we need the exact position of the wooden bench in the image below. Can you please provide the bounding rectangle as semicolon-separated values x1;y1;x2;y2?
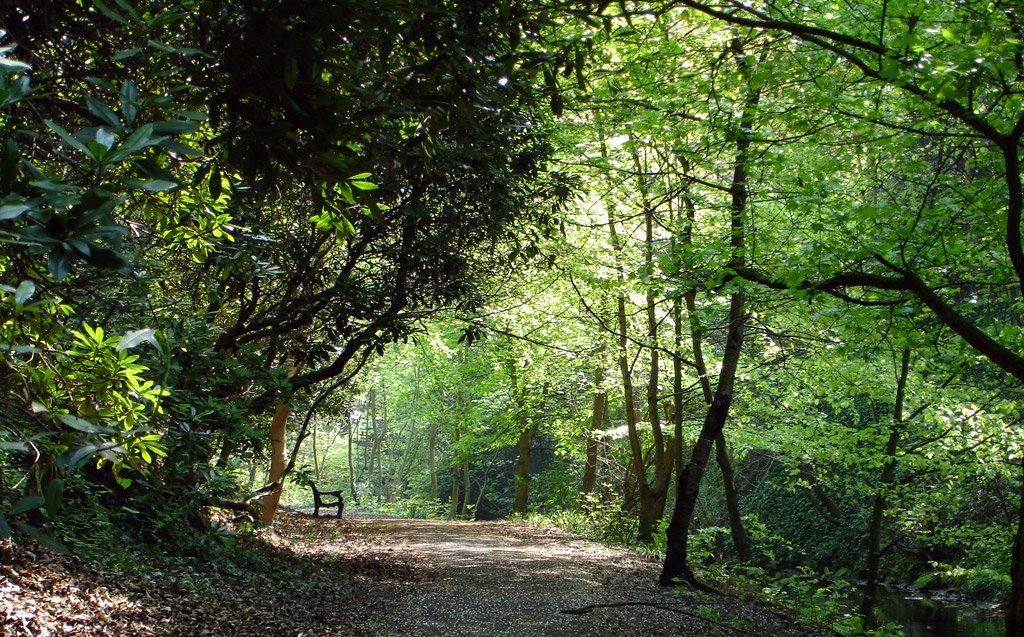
311;484;344;518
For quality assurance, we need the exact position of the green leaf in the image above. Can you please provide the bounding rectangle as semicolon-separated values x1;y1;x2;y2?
47;251;70;280
57;414;114;435
43;479;63;517
13;521;69;553
0;512;10;539
106;123;157;163
116;328;156;350
44;120;94;158
0;56;31;73
128;179;178;192
209;164;223;199
112;47;143;61
86;95;121;128
147;11;186;29
91;0;128;24
150;120;200;135
349;172;372;180
14;280;35;305
121;80;139;125
350;181;378;191
0;203;28;220
8;495;44;516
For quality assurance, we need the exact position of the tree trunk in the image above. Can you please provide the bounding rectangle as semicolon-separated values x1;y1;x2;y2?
448;425;461;520
661;41;758;585
347;411;357;503
681;164;751;562
429;419;437;501
311;417;320;482
581;357;606;502
509;359;541;516
861;348;911;615
1008;457;1024;637
513;424;533;515
660;291;747;585
461;462;472;518
449;463;461;520
260;402;291;525
798;463;843;524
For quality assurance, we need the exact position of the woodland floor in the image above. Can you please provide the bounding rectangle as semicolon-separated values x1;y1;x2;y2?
1;507;827;636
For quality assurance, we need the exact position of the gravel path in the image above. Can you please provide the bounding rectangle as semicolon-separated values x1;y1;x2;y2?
343;517;820;637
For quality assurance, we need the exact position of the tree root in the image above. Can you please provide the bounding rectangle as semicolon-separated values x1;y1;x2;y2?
561;602;756;636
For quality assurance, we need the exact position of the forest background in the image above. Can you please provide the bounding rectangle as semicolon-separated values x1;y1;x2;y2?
1;1;1023;635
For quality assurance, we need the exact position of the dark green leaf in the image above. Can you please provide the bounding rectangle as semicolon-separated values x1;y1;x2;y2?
111;47;143;61
0;512;10;539
106;123;157;163
150;120;199;135
91;0;128;24
45;120;94;158
43;479;63;517
85;95;121;128
47;250;70;280
13;521;69;553
121;80;139;125
0;203;28;220
8;495;44;516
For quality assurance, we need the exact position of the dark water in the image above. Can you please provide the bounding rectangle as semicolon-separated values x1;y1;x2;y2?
869;589;1002;637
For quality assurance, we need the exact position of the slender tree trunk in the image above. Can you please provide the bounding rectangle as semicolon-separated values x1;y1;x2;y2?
509;359;539;516
429;419;438;501
661;41;758;585
798;463;844;523
449;463;460;520
681;163;751;562
861;349;911;615
660;292;747;585
461;463;472;518
347;412;357;503
608;209;652;541
581;356;606;502
672;298;685;478
513;424;533;515
474;466;490;514
448;426;461;520
311;418;320;482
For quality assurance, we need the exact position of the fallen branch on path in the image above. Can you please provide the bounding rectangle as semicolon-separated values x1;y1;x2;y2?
560;601;758;636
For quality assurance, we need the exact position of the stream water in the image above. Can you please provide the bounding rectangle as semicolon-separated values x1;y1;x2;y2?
868;588;1002;637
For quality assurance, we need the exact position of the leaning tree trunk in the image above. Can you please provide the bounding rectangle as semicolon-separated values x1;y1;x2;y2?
661;39;758;585
660;291;747;586
861;348;910;616
680;160;751;562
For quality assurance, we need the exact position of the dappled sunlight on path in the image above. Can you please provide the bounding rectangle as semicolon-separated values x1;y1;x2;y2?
343;517;820;637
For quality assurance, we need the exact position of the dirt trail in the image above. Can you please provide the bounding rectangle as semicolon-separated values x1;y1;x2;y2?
341;516;818;637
